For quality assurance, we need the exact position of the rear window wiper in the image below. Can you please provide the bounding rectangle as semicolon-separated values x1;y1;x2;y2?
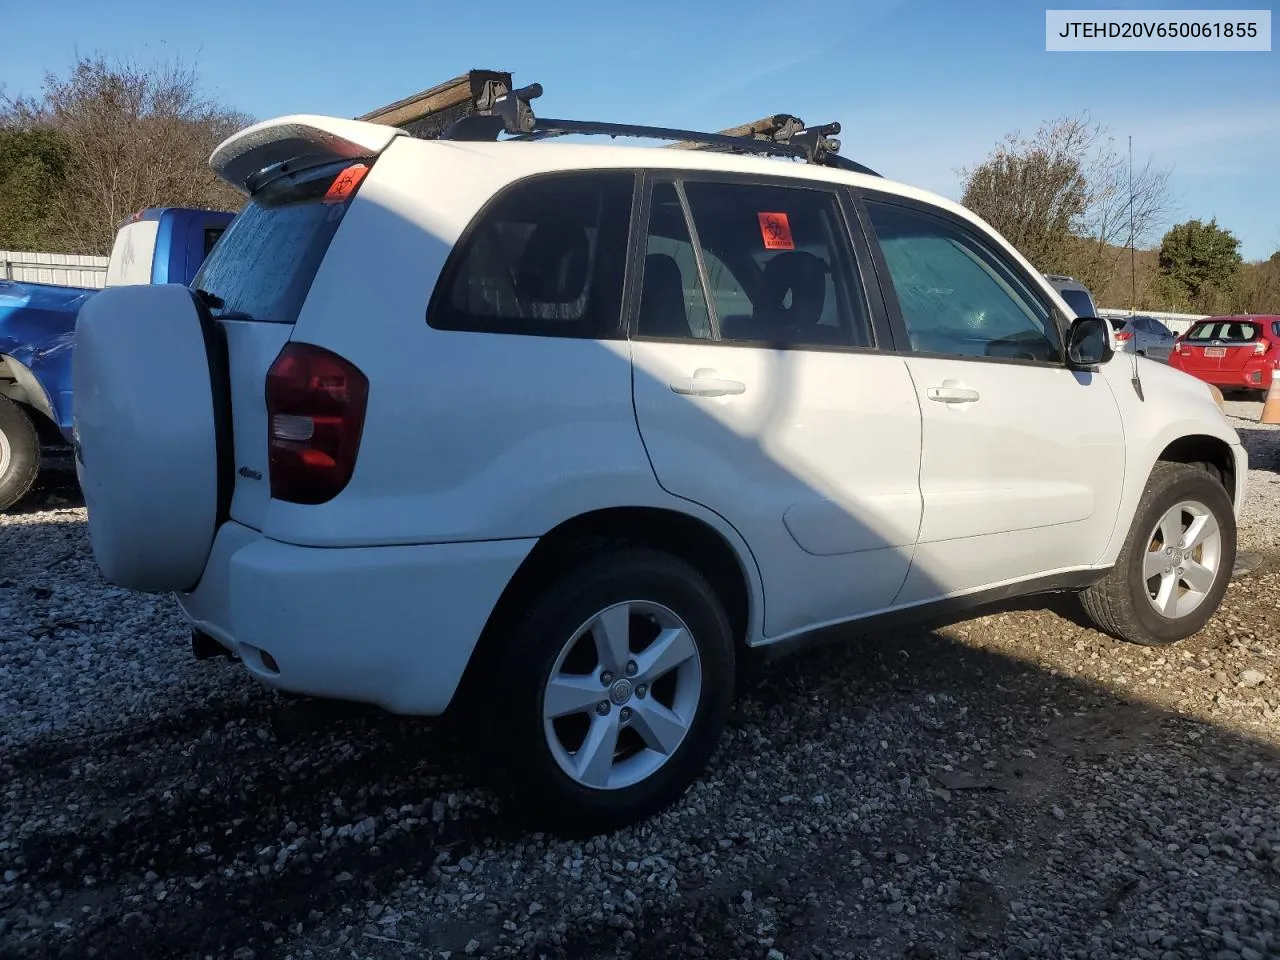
195;288;224;309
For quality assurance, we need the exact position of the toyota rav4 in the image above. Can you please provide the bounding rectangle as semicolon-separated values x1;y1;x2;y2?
73;101;1248;836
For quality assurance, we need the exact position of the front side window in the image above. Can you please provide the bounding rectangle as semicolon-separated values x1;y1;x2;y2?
635;178;873;349
865;200;1063;363
430;172;634;338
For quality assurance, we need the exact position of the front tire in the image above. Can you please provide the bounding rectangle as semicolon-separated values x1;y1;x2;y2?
0;397;40;511
1080;462;1236;646
488;547;734;837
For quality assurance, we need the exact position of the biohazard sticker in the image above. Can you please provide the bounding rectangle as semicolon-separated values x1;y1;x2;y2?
324;164;369;203
757;212;795;250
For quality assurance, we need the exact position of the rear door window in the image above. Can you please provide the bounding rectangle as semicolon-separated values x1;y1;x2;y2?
667;179;872;349
639;181;714;339
429;172;634;339
193;161;367;324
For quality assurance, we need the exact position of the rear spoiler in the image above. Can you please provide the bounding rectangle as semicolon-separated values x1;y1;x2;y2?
209;115;406;195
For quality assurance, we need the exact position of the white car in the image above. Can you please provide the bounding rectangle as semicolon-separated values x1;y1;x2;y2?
72;99;1247;836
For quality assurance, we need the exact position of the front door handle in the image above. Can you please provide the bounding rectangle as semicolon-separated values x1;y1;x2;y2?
670;368;747;397
926;384;980;404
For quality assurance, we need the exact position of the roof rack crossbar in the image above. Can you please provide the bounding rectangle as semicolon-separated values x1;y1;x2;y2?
437;79;881;177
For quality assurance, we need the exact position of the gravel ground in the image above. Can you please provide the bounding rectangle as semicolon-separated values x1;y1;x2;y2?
2;404;1278;960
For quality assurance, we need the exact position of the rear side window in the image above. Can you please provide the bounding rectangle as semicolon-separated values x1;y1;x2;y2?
429;172;634;338
1186;321;1261;342
193;161;364;324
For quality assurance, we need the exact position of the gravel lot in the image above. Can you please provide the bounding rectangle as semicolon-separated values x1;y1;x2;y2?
2;402;1277;960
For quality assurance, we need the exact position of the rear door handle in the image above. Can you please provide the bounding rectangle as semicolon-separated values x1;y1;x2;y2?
926;384;980;404
670;369;747;397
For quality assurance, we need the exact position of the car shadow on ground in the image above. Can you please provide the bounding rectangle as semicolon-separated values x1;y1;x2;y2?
1236;426;1280;475
2;506;1277;960
4;450;82;517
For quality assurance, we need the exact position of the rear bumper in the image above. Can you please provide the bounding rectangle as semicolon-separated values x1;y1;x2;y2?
1169;357;1274;391
177;521;535;715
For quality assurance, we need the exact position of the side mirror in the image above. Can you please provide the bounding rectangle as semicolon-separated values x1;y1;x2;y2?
1066;317;1114;367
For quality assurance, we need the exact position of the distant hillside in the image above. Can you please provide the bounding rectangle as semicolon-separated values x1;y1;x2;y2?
1045;242;1280;315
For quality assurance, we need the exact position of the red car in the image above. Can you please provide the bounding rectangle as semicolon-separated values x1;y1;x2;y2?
1169;315;1280;396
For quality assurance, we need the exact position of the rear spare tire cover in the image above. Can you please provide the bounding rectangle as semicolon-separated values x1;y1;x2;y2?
74;284;220;593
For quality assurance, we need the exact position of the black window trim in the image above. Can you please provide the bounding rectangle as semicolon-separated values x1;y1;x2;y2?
625;167;891;355
674;177;723;341
849;188;1074;370
424;168;640;341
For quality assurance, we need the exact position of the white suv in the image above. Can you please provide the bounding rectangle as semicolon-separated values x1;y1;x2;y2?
73;104;1247;836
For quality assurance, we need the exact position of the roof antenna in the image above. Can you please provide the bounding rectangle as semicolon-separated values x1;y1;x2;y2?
1128;133;1144;402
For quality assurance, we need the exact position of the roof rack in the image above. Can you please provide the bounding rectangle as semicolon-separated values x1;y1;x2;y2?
666;114;806;151
357;70;513;140
438;82;880;177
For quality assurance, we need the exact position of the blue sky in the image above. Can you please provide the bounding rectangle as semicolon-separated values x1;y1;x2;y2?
4;0;1277;259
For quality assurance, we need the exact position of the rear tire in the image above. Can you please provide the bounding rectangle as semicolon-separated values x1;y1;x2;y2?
486;547;734;837
1080;462;1235;646
0;397;40;511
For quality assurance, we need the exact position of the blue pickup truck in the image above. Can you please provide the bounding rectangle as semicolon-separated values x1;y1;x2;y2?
0;207;235;509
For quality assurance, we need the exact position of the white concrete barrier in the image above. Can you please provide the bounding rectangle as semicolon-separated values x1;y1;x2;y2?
1;250;109;289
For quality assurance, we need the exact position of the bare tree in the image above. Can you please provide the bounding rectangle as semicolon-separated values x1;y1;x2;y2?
1;56;250;255
960;114;1174;294
959;119;1090;275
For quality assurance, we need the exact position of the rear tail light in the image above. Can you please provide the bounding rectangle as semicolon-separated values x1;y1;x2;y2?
265;343;369;505
1173;341;1183;354
1254;340;1267;355
1114;330;1133;342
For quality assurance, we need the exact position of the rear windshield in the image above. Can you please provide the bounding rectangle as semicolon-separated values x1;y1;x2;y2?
1185;320;1261;342
1057;287;1096;318
1108;318;1126;331
192;160;366;324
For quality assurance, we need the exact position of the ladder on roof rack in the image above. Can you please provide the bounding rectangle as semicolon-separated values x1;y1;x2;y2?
665;114;806;150
358;72;880;177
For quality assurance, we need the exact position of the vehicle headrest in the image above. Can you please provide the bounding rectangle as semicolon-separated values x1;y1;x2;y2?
516;222;590;304
759;250;827;326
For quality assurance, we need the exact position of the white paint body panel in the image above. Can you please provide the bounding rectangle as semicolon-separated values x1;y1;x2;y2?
73;284;219;592
894;357;1127;604
631;342;922;637
74;115;1247;715
178;520;534;714
103;221;159;287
